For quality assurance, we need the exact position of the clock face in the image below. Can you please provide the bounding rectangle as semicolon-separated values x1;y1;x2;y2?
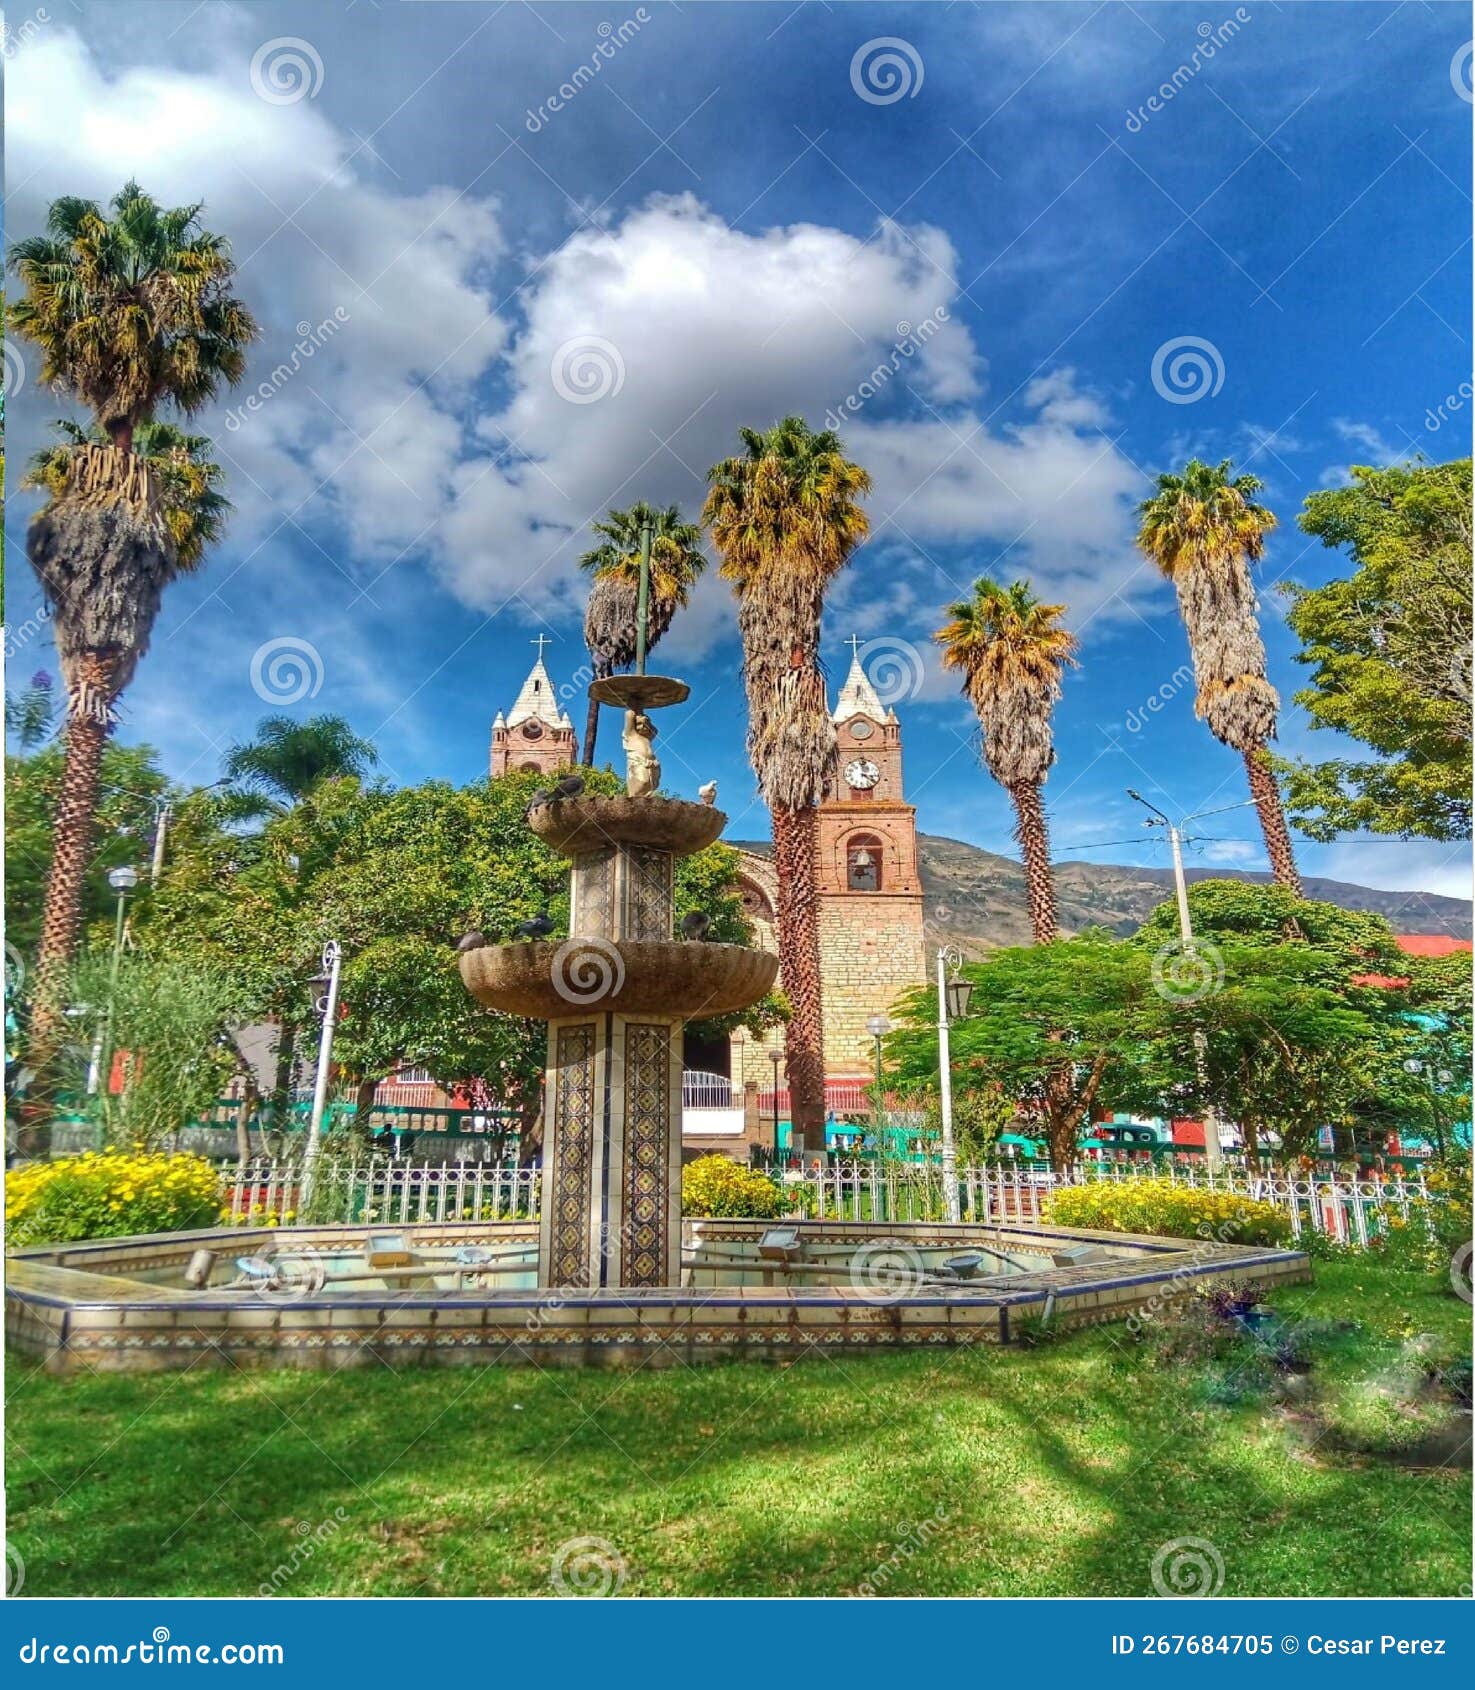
522;721;543;740
849;719;875;741
844;758;880;790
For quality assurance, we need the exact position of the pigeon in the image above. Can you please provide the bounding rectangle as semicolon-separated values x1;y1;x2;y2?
698;780;718;806
552;773;585;799
513;913;556;940
455;931;487;953
526;788;555;812
680;911;712;942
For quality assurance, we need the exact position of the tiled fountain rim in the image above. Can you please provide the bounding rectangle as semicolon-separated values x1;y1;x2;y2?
6;1216;1308;1317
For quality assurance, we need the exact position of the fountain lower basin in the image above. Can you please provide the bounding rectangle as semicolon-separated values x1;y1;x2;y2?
6;1218;1310;1373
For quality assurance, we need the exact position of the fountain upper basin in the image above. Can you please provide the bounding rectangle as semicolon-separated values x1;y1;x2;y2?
459;938;778;1018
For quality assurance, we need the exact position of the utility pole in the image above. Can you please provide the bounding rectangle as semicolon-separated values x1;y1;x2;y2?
302;940;343;1211
935;949;962;1223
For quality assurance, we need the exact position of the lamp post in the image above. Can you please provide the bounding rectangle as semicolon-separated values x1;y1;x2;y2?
97;865;140;1131
866;1013;891;1136
1126;789;1256;1174
301;940;343;1210
1403;1057;1455;1159
935;946;973;1223
769;1049;783;1162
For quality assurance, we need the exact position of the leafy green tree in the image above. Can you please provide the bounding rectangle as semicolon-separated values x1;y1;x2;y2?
5;669;58;751
222;714;380;816
1279;459;1472;840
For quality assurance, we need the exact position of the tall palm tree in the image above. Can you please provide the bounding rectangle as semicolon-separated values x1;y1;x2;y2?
9;183;256;1132
578;501;705;765
704;416;871;1150
1136;459;1301;892
936;579;1078;943
222;714;379;814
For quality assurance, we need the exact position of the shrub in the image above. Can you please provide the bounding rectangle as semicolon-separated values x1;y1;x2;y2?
5;1150;224;1246
1045;1177;1293;1247
682;1155;789;1219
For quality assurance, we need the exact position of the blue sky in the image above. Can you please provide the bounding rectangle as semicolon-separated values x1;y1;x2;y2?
4;1;1471;911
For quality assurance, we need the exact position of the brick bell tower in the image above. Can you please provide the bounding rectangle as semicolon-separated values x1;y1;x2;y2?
815;639;927;1077
490;636;578;778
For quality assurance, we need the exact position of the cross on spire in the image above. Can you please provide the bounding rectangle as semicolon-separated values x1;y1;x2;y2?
846;634;865;662
530;633;552;661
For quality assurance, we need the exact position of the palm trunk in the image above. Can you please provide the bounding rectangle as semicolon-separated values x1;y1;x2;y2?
1243;748;1302;894
1010;781;1059;944
582;686;602;768
20;655;117;1156
771;803;825;1152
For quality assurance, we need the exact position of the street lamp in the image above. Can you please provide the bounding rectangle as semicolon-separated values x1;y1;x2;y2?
301;940;344;1209
934;946;967;1223
97;866;140;1130
866;1013;891;1136
1125;788;1255;1174
769;1050;784;1162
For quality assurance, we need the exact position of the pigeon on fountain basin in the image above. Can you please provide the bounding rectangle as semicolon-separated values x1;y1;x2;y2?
552;773;585;799
455;931;487;953
513;913;556;940
680;911;712;942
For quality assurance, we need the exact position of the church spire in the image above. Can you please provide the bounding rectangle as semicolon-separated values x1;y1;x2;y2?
832;636;886;724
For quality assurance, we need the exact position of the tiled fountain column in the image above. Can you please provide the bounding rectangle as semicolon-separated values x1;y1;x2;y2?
537;843;684;1291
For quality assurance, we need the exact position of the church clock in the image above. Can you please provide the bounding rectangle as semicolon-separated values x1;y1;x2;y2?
843;757;880;790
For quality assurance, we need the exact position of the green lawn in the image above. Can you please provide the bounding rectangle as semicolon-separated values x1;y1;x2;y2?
6;1260;1469;1598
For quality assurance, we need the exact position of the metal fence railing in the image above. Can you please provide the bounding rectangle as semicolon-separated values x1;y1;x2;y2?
223;1159;540;1226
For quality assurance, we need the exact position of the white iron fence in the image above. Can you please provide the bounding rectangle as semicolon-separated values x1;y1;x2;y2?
223;1158;539;1227
219;1155;1442;1248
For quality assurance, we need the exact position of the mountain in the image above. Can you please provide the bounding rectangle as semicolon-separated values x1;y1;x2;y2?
918;835;1472;954
732;835;1472;954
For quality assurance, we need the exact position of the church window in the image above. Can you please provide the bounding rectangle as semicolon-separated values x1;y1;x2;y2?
846;833;884;891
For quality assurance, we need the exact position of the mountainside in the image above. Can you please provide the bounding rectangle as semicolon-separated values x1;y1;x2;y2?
733;835;1472;953
919;835;1472;954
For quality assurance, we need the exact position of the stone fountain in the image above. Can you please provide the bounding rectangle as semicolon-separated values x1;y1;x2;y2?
459;539;778;1292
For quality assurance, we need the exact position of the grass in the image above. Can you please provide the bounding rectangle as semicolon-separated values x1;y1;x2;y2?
5;1259;1469;1598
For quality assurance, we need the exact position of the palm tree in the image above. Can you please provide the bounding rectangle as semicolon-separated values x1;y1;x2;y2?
222;714;379;814
704;416;871;1150
578;501;705;765
1136;459;1301;892
9;183;256;1132
936;579;1078;943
